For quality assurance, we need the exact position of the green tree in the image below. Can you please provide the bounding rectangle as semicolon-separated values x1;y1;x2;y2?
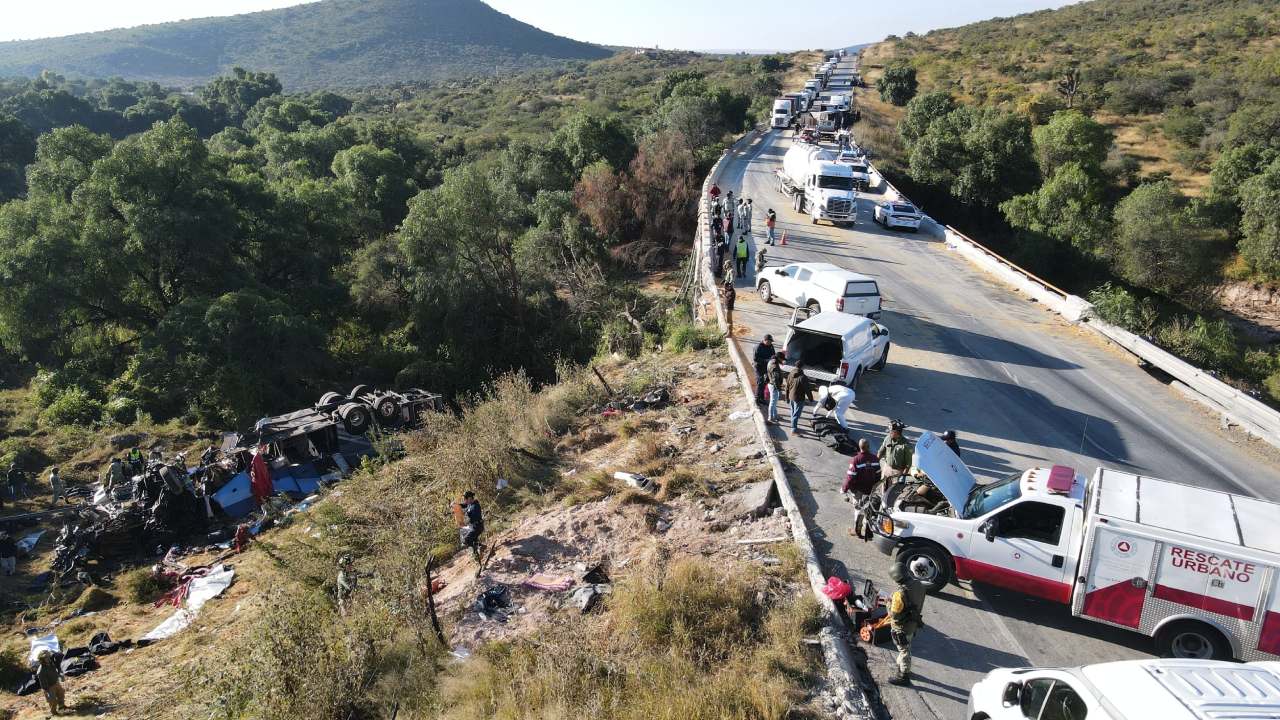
1110;180;1206;293
899;91;955;146
1031;110;1113;176
0;113;36;201
1238;159;1280;279
550;113;635;176
909;106;1038;207
331;144;417;236
1209;143;1276;210
877;62;918;106
199;68;283;127
1001;162;1111;254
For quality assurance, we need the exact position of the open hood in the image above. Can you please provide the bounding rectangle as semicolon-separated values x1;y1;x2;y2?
912;431;978;513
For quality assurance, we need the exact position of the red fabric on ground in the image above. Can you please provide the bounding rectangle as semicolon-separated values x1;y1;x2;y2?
249;452;273;506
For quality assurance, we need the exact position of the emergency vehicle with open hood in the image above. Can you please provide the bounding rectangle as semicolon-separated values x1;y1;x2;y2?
863;431;1280;661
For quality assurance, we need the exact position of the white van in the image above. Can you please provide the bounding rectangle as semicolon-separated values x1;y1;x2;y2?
968;659;1280;720
781;307;890;386
755;262;881;318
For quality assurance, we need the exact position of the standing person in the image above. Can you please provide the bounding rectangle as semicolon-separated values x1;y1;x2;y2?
887;563;928;686
785;362;813;433
33;649;67;716
735;234;749;278
743;199;754;239
48;467;65;506
7;461;27;501
765;209;777;245
752;335;775;404
101;458;127;492
708;182;721;201
814;381;856;431
878;421;912;480
941;430;961;458
127;446;144;476
0;532;15;576
842;439;880;497
457;491;485;560
766;351;786;425
721;279;736;334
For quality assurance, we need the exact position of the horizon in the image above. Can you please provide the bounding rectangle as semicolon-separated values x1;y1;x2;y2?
0;0;1084;49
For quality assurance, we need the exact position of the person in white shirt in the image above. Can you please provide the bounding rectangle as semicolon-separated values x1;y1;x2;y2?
814;382;856;430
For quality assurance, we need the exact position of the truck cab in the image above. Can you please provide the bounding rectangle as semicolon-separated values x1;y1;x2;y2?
869;432;1088;602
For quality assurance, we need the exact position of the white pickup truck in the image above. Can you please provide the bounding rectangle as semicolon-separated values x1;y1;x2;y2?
781;307;889;386
755;262;882;318
864;433;1280;661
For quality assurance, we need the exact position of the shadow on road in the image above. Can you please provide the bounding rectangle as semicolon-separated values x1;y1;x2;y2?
882;311;1081;371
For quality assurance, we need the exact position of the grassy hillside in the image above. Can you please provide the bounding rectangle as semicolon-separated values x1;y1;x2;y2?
0;0;614;90
867;0;1280;195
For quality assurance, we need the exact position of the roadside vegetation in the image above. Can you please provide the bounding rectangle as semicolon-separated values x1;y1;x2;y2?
0;50;791;433
854;0;1280;402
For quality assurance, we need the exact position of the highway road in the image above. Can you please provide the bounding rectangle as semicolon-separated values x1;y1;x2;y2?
716;59;1280;719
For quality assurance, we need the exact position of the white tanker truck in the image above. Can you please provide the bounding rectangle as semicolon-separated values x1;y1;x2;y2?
776;144;858;226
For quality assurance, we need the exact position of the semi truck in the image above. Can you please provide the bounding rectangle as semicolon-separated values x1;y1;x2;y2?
863;434;1280;661
776;144;858;226
771;99;793;129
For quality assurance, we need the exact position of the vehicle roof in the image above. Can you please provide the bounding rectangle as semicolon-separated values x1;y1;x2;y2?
1092;469;1280;554
816;162;853;176
1077;660;1280;719
792;310;876;335
788;262;876;283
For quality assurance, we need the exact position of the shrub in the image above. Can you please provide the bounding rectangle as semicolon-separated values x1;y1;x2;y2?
120;566;176;604
1156;316;1240;372
1265;371;1280;404
1162;107;1206;147
877;62;918;106
1087;283;1159;334
664;319;722;352
41;386;103;427
102;396;140;425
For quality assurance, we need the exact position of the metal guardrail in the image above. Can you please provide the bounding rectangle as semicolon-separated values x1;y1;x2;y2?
943;226;1069;298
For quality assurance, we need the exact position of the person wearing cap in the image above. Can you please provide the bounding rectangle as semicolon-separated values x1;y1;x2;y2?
752;335;775;404
879;422;912;480
34;649;67;715
887;561;928;686
734;233;749;278
942;430;961;458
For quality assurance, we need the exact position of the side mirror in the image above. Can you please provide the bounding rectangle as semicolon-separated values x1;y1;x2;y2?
980;519;997;543
1002;681;1022;707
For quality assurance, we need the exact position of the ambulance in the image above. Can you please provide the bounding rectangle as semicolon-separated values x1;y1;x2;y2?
866;431;1280;661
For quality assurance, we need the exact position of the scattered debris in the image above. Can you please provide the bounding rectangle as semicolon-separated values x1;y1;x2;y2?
140;564;235;643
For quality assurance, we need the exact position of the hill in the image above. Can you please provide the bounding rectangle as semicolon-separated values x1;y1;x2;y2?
863;0;1280;195
0;0;614;89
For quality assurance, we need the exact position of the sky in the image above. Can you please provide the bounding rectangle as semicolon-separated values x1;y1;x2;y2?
0;0;1082;48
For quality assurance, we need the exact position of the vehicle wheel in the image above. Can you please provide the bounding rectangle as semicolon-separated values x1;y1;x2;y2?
851;366;863;389
874;343;890;371
793;194;803;213
895;543;952;594
375;395;401;424
812;216;818;224
1155;620;1231;660
806;301;821;314
347;384;371;400
318;392;342;407
339;404;371;435
758;281;773;304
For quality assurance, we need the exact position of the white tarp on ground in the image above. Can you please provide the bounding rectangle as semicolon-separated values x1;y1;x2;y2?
141;564;236;642
28;633;60;663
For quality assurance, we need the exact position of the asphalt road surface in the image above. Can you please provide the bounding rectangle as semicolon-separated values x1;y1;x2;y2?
716;59;1280;719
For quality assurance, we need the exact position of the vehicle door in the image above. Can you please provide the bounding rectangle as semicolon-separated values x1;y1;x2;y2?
791;267;815;307
768;264;798;305
843;280;880;316
966;500;1075;603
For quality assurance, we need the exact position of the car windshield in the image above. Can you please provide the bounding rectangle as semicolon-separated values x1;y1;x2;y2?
892;204;917;214
818;175;855;191
963;473;1022;519
850;164;868;173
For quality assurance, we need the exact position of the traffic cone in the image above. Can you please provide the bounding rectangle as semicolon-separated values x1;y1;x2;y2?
780;231;788;246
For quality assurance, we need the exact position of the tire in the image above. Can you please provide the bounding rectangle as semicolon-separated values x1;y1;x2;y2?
793;193;803;213
1155;620;1232;660
758;281;773;304
375;395;401;424
348;384;371;400
806;301;821;314
318;392;342;407
895;543;952;594
339;404;371;435
851;365;863;389
873;343;890;371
